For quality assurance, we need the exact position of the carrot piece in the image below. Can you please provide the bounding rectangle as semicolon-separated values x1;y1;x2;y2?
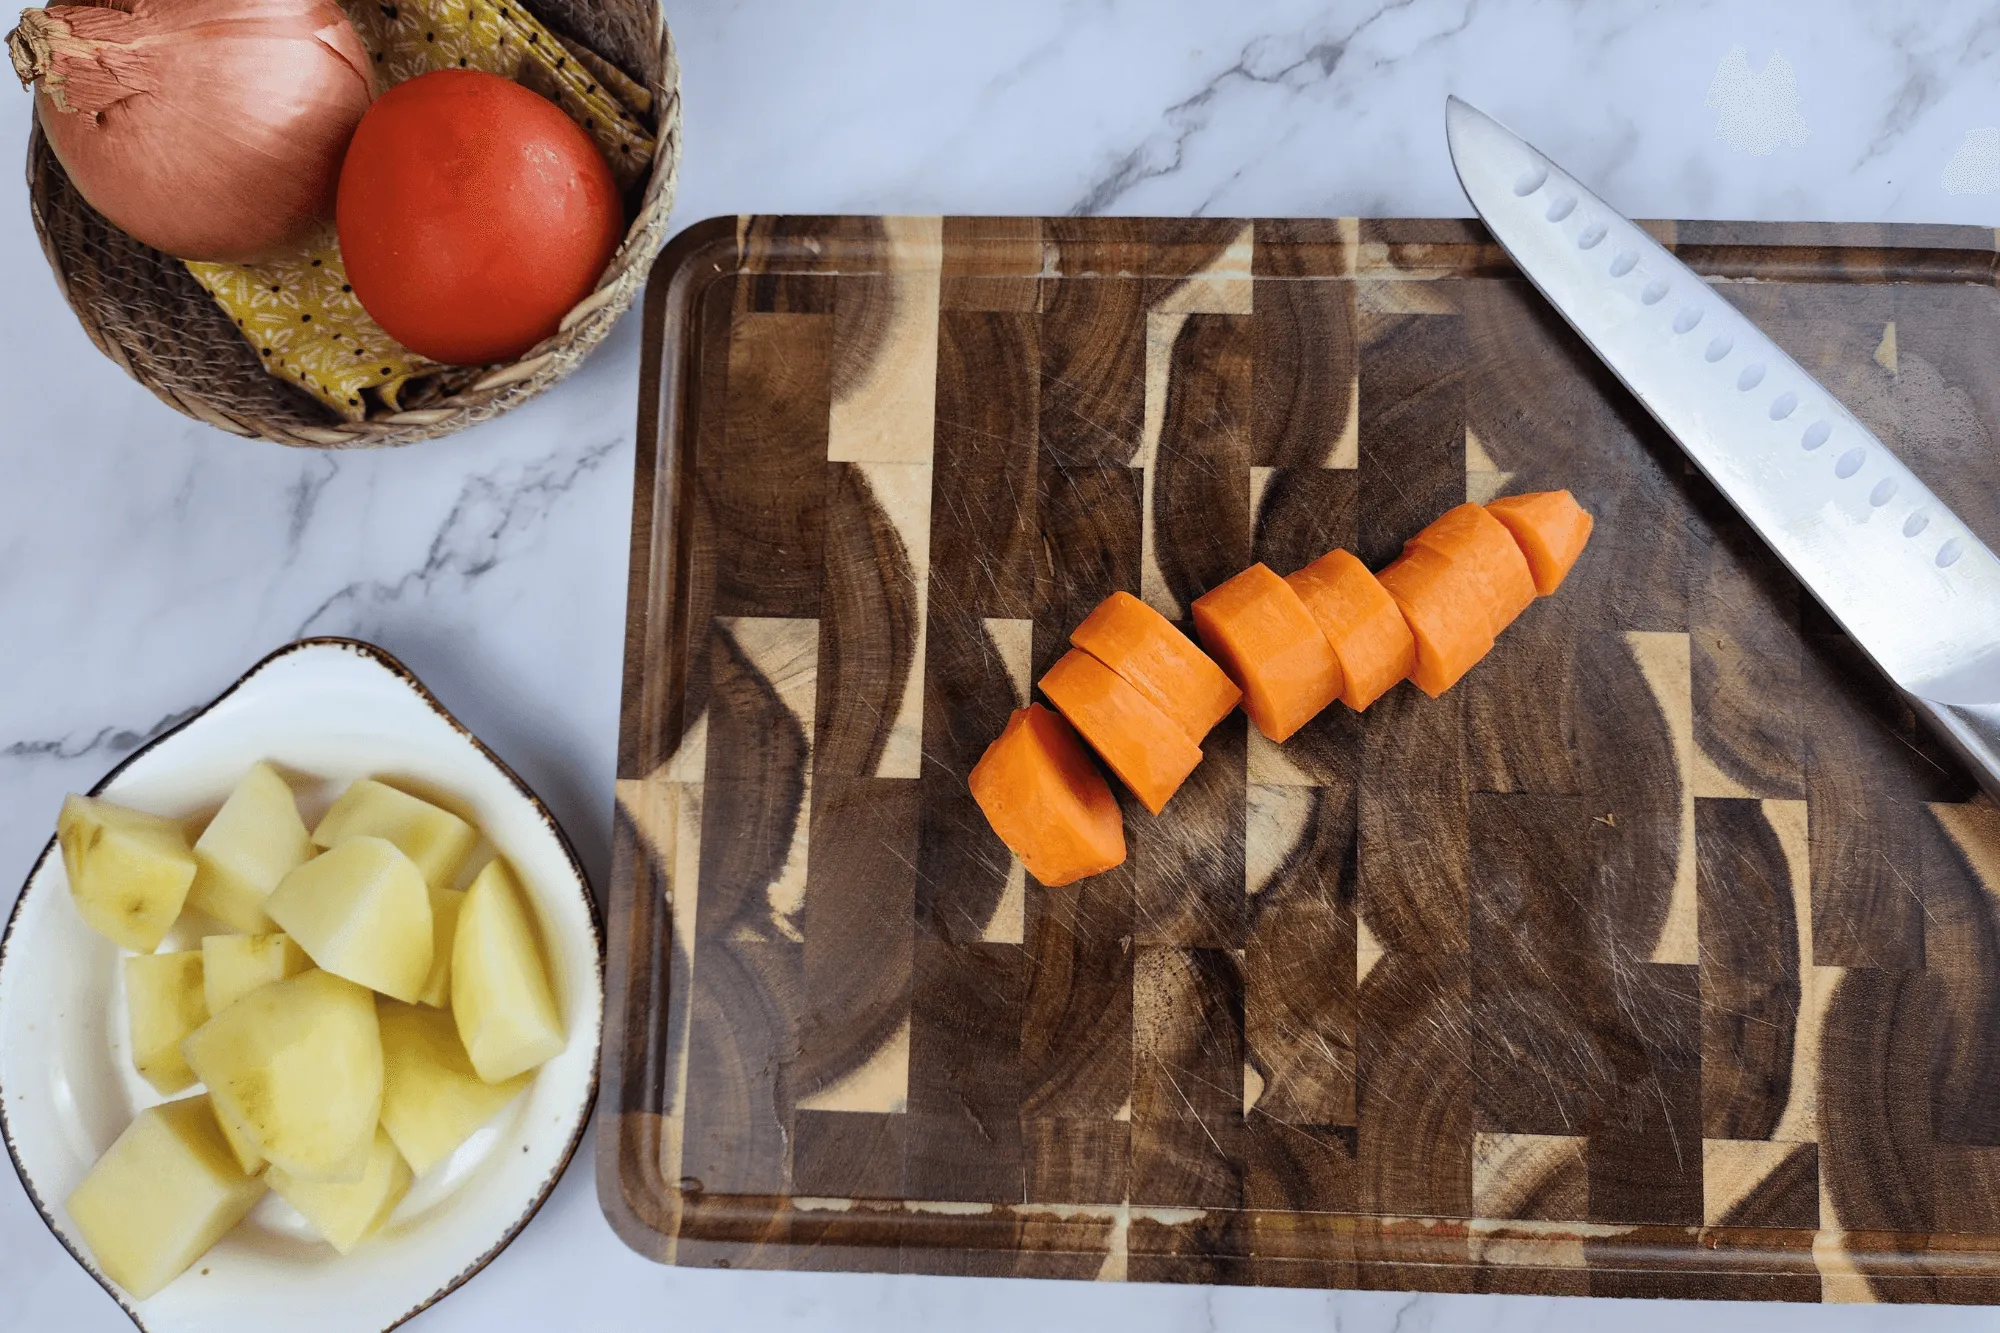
1190;563;1343;742
1039;650;1204;815
1485;490;1596;596
1285;550;1417;712
1376;544;1497;698
1070;591;1242;744
968;704;1126;887
1406;503;1538;636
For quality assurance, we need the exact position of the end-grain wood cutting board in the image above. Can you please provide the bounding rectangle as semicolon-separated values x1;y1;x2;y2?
603;215;2000;1301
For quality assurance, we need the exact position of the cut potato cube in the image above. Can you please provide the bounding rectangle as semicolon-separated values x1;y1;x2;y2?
266;1127;411;1254
57;794;197;953
452;858;564;1083
125;951;207;1095
209;1099;266;1176
378;1001;529;1175
416;884;466;1009
312;779;477;891
181;969;382;1182
202;933;310;1015
266;837;434;1003
187;762;311;934
65;1095;266;1299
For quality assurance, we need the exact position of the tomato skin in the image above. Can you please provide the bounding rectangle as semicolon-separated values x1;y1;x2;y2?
336;69;622;366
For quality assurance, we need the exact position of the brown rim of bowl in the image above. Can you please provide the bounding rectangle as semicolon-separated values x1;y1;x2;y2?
0;635;606;1332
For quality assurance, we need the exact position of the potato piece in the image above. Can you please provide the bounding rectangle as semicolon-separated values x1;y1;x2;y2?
202;933;310;1015
187;762;312;934
125;951;207;1095
266;1127;411;1254
181;969;383;1182
57;794;197;953
209;1100;266;1176
312;779;477;891
378;1001;529;1175
415;884;466;1009
452;858;564;1083
265;838;434;1003
65;1095;266;1299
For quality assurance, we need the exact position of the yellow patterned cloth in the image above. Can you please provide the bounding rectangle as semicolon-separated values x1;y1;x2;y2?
184;0;654;420
186;224;433;417
345;0;655;190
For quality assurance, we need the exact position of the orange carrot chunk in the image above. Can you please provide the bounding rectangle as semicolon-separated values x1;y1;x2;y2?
1039;650;1204;815
1070;591;1242;745
1190;563;1343;742
1376;544;1497;698
1285;550;1417;712
968;704;1126;887
1485;490;1596;596
1407;503;1538;636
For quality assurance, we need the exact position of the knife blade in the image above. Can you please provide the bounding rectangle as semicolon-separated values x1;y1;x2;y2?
1444;96;2000;802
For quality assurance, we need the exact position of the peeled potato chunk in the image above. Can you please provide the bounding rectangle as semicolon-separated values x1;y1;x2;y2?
202;932;311;1016
125;950;207;1095
312;779;477;892
187;762;312;934
181;969;383;1182
57;794;197;953
416;883;467;1009
379;1001;530;1175
266;1127;412;1254
209;1102;266;1177
266;837;434;1003
65;1095;266;1299
452;859;564;1083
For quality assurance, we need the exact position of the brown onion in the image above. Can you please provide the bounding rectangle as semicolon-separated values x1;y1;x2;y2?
8;0;376;263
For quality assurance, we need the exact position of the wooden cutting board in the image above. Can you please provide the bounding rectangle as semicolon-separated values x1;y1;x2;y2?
602;215;2000;1300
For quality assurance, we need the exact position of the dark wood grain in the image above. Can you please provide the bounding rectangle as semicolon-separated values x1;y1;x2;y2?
1019;876;1134;1119
1696;798;1802;1141
916;308;1040;941
1244;783;1357;1125
912;606;1018;943
1153;314;1253;614
1358;951;1472;1218
1131;946;1246;1209
906;940;1028;1202
1252;221;1356;467
1032;462;1141;683
814;466;920;777
707;313;830;618
1356;313;1466;569
1038;270;1143;468
797;777;915;1102
604;215;2000;1296
1469;793;1598;1137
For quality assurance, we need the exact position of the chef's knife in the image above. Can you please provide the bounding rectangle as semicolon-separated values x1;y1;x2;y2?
1444;96;2000;803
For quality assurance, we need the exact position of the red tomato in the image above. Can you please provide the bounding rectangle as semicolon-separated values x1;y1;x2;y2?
336;69;622;366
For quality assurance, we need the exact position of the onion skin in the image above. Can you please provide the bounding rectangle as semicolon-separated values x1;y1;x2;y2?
8;0;376;263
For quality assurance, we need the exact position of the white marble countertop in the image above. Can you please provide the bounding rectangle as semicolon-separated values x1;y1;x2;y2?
5;0;2000;1327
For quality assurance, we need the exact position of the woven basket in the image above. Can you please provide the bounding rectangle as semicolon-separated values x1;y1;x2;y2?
23;0;679;448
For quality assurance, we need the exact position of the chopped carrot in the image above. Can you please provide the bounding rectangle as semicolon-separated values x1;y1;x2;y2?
1070;591;1242;744
1376;544;1497;698
1485;490;1595;596
1285;550;1417;712
969;704;1126;886
1039;650;1204;815
1190;563;1343;742
1407;503;1538;636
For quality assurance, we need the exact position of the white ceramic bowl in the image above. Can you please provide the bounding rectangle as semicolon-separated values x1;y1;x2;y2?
0;638;603;1333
